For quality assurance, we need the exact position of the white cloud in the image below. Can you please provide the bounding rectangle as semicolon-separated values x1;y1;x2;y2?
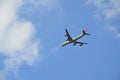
0;0;61;79
1;21;34;54
87;0;120;39
0;0;42;80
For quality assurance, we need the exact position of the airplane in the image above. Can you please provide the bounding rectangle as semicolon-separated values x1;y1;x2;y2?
61;28;90;47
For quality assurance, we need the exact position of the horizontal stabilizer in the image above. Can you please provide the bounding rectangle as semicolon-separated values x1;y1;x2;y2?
80;42;88;46
75;41;88;46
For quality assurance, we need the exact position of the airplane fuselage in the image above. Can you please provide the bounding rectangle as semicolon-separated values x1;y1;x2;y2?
61;34;85;47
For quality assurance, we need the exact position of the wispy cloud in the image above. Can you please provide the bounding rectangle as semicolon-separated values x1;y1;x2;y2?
19;0;62;17
28;0;61;11
87;0;120;19
106;25;120;38
50;46;60;54
87;0;120;39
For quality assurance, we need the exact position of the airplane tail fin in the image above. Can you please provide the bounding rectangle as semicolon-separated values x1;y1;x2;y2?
83;29;90;35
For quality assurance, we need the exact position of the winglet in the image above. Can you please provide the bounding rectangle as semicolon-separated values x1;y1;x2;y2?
65;28;68;32
64;28;68;36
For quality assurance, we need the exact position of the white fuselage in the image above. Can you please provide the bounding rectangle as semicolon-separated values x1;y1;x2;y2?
61;33;84;47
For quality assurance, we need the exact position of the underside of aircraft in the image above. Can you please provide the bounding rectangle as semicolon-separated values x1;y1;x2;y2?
61;28;90;47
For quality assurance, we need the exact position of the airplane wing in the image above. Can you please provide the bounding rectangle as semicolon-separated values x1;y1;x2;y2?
64;28;73;41
73;41;88;46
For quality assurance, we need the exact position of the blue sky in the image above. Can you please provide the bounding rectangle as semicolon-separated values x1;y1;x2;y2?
0;0;120;80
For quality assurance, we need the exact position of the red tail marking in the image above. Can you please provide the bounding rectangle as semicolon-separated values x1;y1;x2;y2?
84;29;87;33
